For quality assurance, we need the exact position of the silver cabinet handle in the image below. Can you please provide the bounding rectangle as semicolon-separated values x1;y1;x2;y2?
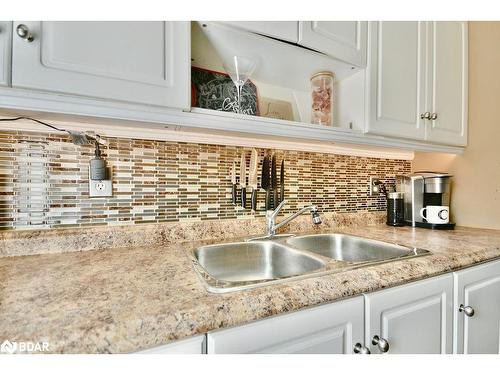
372;335;390;353
353;343;371;354
420;112;431;120
16;24;34;42
430;113;438;120
459;304;475;317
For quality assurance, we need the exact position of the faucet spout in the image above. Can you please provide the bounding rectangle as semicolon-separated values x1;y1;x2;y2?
265;200;322;237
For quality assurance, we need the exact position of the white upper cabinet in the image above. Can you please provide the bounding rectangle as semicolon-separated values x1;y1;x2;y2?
365;21;467;146
365;21;427;140
11;21;190;109
221;21;298;43
299;22;368;66
454;259;500;354
365;274;453;354
207;296;365;354
426;22;468;146
0;21;12;86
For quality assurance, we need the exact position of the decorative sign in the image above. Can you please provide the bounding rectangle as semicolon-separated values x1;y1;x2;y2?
259;97;294;121
191;66;259;116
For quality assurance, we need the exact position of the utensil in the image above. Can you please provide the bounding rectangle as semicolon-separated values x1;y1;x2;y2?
223;56;257;114
239;151;247;208
271;154;278;209
249;149;259;212
231;161;237;205
261;155;271;211
280;159;285;204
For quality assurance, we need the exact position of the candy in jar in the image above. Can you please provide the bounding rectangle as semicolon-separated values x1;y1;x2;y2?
310;71;334;126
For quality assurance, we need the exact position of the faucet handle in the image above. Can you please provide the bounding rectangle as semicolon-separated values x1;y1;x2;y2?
274;199;287;213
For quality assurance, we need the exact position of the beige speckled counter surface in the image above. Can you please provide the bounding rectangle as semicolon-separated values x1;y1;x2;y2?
1;224;500;353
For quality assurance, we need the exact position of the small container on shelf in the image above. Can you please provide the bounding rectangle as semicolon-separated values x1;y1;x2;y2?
310;71;334;126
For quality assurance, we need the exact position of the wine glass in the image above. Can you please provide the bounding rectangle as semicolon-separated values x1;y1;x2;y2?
223;56;257;114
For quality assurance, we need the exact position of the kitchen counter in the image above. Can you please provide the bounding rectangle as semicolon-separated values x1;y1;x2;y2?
1;224;500;353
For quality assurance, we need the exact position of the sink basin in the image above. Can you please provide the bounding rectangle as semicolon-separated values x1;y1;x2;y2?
193;241;326;283
286;234;426;262
192;233;430;293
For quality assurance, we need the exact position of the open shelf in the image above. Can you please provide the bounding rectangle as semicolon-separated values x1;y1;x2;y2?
192;22;366;132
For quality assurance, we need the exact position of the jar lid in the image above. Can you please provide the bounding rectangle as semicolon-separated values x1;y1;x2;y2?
388;192;404;199
310;71;335;80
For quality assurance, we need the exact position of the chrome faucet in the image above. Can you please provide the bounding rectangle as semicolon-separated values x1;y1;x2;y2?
265;200;322;237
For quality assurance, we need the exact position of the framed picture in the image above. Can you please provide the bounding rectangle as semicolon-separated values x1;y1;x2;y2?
191;66;259;116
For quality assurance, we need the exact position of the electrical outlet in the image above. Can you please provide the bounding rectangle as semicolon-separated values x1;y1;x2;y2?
369;176;382;196
89;179;113;197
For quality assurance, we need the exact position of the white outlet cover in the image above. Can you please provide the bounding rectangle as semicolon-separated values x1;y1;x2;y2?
89;179;113;197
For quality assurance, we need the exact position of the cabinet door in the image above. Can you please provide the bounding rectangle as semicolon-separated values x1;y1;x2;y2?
222;22;298;43
454;259;500;354
11;21;190;109
365;274;453;354
135;335;206;354
207;296;364;354
365;21;427;140
298;21;367;66
0;21;12;86
426;21;468;146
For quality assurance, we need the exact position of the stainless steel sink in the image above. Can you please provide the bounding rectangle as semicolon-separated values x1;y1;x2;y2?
286;234;429;262
191;233;431;293
192;241;326;291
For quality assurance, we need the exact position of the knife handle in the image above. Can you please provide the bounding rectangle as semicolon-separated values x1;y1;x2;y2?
232;184;237;205
280;185;285;204
251;189;257;212
272;190;278;210
241;187;247;208
265;190;270;211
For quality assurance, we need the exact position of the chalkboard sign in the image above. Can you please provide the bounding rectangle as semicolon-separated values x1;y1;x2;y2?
191;66;259;116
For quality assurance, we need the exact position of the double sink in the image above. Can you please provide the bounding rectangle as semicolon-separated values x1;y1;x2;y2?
191;233;431;293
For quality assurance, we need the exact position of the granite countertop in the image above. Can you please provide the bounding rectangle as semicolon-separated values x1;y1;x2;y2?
1;224;500;353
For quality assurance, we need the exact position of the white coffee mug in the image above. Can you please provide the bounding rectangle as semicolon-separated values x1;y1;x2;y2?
420;205;449;224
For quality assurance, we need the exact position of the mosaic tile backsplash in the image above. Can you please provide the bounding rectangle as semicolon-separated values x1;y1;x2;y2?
0;130;411;230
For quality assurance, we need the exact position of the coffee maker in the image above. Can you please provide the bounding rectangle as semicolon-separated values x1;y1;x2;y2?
398;172;455;229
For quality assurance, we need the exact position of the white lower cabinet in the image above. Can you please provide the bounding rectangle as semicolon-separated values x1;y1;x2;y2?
136;334;206;354
206;296;365;354
453;259;500;354
134;260;500;354
365;274;454;354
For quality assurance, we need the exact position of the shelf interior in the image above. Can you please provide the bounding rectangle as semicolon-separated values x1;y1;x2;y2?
191;21;366;132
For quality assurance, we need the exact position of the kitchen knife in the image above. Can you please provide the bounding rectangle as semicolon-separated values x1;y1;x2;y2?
231;161;237;205
271;154;278;209
261;155;271;211
239;151;247;208
248;148;259;212
280;159;285;204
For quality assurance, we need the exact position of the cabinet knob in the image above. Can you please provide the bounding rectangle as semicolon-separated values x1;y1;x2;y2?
430;112;438;120
16;24;34;42
372;335;390;353
353;343;371;354
459;304;475;317
420;112;431;120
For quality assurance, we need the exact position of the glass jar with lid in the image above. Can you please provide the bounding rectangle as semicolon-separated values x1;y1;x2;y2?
311;71;334;126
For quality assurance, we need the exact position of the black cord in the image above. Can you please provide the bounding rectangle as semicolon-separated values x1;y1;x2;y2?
0;116;66;132
0;116;103;145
